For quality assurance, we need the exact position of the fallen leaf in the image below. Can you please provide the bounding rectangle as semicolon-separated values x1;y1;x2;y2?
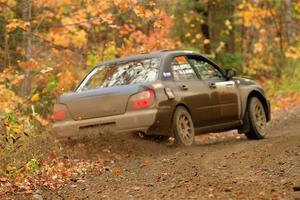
143;156;151;165
24;189;33;195
112;167;121;176
31;93;40;102
67;197;77;200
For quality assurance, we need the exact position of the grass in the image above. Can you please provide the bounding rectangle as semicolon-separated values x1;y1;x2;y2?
263;61;300;98
260;60;300;110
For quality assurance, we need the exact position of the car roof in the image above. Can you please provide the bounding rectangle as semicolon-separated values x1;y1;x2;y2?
97;50;202;66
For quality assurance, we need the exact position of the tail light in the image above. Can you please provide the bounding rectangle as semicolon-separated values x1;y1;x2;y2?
53;111;65;120
129;89;155;109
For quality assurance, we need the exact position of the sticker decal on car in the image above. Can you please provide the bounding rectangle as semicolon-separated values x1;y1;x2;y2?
175;56;188;64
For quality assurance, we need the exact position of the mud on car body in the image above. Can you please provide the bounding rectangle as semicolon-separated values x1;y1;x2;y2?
52;50;271;146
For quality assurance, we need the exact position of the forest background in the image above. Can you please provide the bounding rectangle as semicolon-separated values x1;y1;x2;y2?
0;0;300;195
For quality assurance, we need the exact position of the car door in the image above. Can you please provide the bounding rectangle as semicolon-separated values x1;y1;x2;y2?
169;56;217;128
187;56;240;124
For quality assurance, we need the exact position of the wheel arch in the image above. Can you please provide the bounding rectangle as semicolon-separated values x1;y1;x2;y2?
245;90;270;121
174;103;192;115
169;103;193;136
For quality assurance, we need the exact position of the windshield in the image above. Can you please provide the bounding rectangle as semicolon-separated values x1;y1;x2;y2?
76;58;160;92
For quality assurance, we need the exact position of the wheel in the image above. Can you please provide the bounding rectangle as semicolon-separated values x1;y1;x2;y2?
172;107;195;146
245;97;267;139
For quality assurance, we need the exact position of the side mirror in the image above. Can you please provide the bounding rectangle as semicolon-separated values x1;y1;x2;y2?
225;68;237;79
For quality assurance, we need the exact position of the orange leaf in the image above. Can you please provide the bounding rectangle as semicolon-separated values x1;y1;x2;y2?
143;156;151;165
112;167;121;176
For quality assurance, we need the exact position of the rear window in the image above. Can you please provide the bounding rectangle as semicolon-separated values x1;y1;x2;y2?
77;58;160;92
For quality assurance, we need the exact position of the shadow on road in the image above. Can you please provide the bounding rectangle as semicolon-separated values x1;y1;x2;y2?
58;131;250;161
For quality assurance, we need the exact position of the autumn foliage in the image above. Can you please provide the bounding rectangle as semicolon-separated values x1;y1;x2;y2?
0;0;300;197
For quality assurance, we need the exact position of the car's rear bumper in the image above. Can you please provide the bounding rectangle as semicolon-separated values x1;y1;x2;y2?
52;109;158;138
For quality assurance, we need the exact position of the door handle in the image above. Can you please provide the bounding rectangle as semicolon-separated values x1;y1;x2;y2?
208;82;216;89
180;84;189;91
225;83;234;87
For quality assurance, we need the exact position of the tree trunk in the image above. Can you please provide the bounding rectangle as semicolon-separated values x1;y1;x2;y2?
20;0;32;97
4;19;10;68
283;0;293;45
201;2;211;54
206;0;236;54
228;2;235;53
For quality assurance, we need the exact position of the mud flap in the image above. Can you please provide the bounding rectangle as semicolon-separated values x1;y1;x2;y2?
238;112;250;133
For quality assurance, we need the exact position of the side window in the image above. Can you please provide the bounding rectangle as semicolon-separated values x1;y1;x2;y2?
189;58;224;81
171;56;198;81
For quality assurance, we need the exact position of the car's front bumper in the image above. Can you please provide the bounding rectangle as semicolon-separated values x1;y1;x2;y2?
52;109;158;139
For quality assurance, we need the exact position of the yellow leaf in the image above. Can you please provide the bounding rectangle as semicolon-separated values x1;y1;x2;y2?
134;5;146;18
225;19;231;26
72;30;87;48
6;19;29;32
204;39;210;45
195;34;202;39
6;165;16;172
42;88;48;94
31;93;40;102
238;3;245;10
6;0;17;7
48;32;70;47
185;33;191;38
24;189;32;195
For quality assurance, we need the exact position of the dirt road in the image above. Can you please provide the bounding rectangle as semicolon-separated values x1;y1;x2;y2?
46;106;300;200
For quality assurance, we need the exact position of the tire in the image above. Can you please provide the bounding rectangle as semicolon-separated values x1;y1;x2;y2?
245;97;267;139
172;107;195;146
